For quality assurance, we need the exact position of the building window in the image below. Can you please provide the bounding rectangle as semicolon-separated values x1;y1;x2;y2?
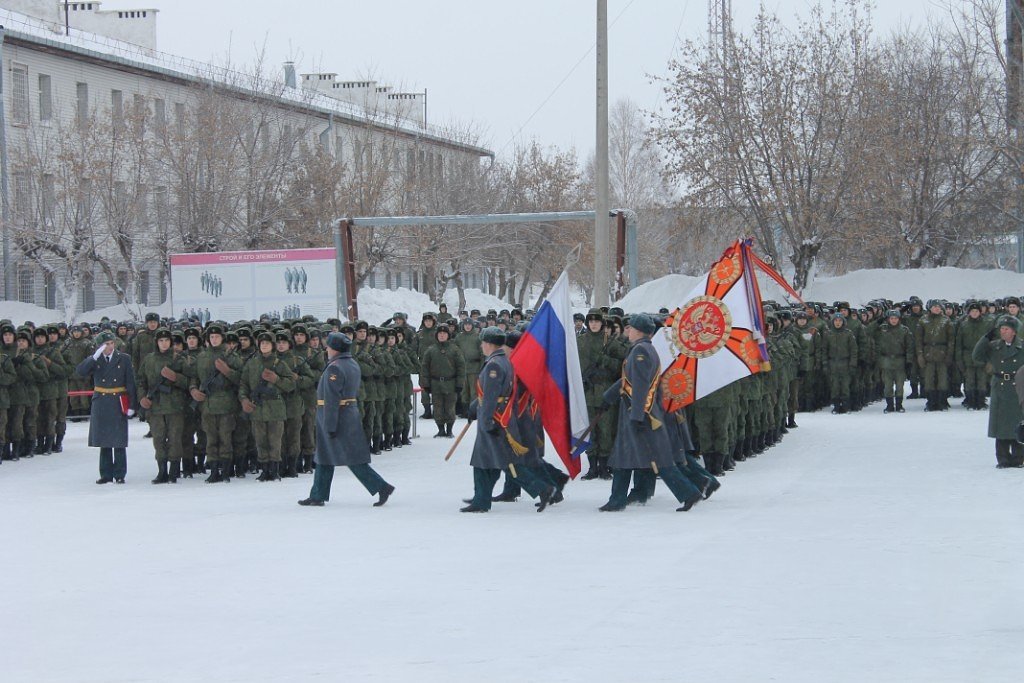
41;174;55;228
38;74;52;122
159;267;168;304
111;90;124;132
76;82;89;127
44;271;56;309
334;134;343;160
175;102;185;135
139;270;150;305
12;63;29;125
153;98;166;132
407;149;417;184
18;268;33;304
368;271;376;289
81;272;95;311
13;172;31;226
385;272;392;290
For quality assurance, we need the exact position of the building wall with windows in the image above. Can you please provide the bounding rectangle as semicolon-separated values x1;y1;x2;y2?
0;3;493;317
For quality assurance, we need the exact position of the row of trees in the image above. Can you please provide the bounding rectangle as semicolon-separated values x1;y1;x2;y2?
655;0;1019;288
19;0;1015;318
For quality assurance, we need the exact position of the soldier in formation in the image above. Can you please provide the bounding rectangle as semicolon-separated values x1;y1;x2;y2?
9;289;1023;491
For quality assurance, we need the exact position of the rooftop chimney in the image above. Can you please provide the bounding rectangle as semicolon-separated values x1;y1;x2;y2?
284;62;297;89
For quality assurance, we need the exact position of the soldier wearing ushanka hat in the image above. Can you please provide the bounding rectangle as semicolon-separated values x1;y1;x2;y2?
189;323;243;483
598;314;703;513
460;327;555;513
239;330;296;481
298;332;394;507
75;330;138;484
136;328;190;484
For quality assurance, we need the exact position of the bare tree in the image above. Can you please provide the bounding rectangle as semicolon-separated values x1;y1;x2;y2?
655;1;874;288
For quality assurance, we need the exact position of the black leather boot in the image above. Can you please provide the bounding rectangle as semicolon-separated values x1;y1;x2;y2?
401;428;411;446
53;435;63;453
884;397;895;413
895;396;905;413
257;462;273;481
34;436;45;455
599;457;613;480
21;439;34;458
581;455;600;480
282;457;298;478
169;459;181;483
151;459;170;484
382;434;393;451
205;461;224;483
786;414;798;429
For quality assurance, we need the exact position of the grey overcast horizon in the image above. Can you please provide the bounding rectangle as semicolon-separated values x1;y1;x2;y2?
108;0;944;156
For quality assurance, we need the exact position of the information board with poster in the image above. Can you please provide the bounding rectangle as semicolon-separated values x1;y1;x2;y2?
169;248;337;322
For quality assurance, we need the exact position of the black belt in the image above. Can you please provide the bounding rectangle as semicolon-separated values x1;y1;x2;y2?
1000;372;1015;382
431;376;452;381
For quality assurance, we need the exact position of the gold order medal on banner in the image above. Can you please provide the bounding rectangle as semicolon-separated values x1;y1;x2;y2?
737;331;760;367
661;365;695;404
710;253;741;286
672;295;733;359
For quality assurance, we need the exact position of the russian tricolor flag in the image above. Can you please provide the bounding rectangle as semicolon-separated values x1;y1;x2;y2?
510;270;591;478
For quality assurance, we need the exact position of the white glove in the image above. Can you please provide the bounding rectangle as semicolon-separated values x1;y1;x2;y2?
126;409;135;418
92;346;104;360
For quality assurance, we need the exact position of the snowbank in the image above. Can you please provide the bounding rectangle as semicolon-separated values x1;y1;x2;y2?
12;265;1016;325
0;300;172;326
802;266;1024;305
356;287;518;325
614;266;1024;312
615;272;791;312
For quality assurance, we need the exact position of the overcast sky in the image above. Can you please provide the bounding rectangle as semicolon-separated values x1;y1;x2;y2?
121;0;946;156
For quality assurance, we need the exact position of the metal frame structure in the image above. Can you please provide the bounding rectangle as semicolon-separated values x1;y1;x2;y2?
333;210;635;320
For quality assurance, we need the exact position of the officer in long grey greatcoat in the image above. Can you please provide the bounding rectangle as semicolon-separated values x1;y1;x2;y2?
460;327;555;513
298;332;394;507
76;331;138;484
599;314;703;512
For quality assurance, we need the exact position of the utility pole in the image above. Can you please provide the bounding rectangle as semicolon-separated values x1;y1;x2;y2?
1009;0;1024;272
594;0;611;307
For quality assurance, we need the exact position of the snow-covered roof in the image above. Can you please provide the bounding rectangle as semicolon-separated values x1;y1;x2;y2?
0;7;493;158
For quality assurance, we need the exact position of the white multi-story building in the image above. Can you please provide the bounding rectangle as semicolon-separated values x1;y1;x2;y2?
0;1;492;317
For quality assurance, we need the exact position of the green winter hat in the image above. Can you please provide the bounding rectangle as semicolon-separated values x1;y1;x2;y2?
479;326;506;346
998;315;1020;332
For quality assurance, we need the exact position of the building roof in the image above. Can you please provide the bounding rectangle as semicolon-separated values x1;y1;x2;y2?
0;7;494;158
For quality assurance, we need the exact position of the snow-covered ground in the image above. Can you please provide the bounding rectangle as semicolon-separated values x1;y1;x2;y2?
2;399;1022;682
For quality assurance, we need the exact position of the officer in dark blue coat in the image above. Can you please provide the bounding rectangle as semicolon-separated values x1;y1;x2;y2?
298;332;395;507
75;331;138;484
461;327;555;513
600;314;703;512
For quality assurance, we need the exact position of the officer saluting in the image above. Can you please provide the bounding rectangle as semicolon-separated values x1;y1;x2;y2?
298;332;395;507
75;331;138;484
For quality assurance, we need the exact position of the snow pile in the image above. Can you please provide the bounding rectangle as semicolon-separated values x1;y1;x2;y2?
0;300;172;326
803;266;1024;305
356;287;516;325
616;266;1024;312
615;272;791;312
